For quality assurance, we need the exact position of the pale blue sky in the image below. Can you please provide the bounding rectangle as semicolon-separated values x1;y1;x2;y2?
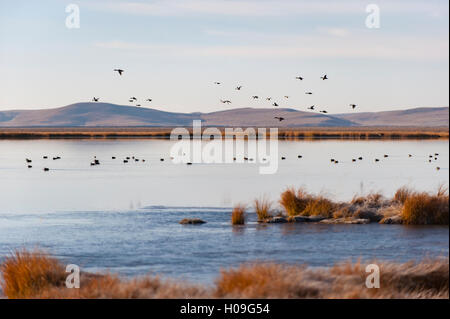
0;0;448;113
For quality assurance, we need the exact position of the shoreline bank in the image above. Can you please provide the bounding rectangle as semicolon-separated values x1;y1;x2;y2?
0;127;448;140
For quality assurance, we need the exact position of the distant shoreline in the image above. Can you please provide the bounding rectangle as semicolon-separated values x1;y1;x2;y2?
0;126;448;140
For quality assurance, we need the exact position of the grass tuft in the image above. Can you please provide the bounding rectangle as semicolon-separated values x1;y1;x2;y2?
254;197;273;221
394;187;414;204
0;249;66;299
401;188;449;225
231;204;246;225
301;197;336;218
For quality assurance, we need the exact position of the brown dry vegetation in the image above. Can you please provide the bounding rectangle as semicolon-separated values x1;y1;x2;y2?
231;204;246;225
401;186;449;225
279;186;449;225
1;250;448;299
0;127;448;140
254;197;273;220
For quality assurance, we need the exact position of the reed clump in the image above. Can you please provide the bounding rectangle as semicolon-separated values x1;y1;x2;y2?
279;188;314;217
231;204;246;225
279;188;336;218
394;187;414;204
0;249;67;299
301;197;336;218
401;187;449;225
254;197;273;221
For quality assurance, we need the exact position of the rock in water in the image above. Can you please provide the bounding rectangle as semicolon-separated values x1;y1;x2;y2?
179;218;206;225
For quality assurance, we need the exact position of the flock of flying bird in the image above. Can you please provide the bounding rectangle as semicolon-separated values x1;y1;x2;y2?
89;69;359;122
92;69;153;107
23;68;442;172
214;73;358;122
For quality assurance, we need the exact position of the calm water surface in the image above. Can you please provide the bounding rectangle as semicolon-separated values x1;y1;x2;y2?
0;139;448;282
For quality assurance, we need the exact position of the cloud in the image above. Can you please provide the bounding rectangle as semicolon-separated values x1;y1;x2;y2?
95;33;449;60
89;0;448;17
318;28;350;38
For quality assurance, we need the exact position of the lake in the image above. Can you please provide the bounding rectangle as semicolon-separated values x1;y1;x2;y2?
0;139;448;282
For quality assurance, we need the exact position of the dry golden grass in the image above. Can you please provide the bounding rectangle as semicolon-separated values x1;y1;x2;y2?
231;204;246;225
394;187;414;204
279;188;314;217
401;187;449;225
0;250;206;299
254;197;273;221
216;258;449;298
2;250;447;299
0;127;447;140
301;197;336;218
278;186;448;225
0;249;67;299
279;188;336;218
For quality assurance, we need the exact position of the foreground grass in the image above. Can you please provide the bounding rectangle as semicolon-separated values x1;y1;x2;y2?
277;186;449;225
1;250;448;299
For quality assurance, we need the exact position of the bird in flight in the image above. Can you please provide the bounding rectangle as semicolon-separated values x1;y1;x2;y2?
308;105;315;110
114;69;124;76
350;104;357;109
284;96;289;99
305;92;313;95
220;99;232;104
146;99;152;102
320;110;328;113
92;97;99;102
136;104;141;107
295;76;304;80
273;102;279;107
236;86;243;90
252;96;259;99
320;74;328;80
266;97;272;101
274;117;285;122
213;82;221;85
130;97;137;101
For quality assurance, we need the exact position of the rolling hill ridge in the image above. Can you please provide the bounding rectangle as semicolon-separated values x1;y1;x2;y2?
0;103;447;127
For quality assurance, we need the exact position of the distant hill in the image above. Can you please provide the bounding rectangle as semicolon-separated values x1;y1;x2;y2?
0;103;448;127
335;107;449;127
